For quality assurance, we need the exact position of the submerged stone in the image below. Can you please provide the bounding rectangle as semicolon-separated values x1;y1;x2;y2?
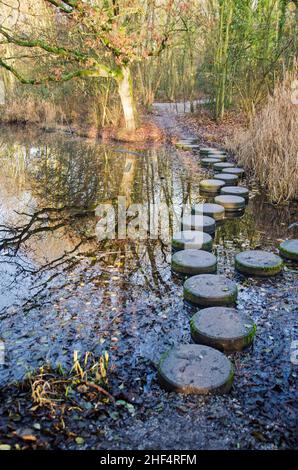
201;158;221;168
213;162;235;171
235;250;283;276
222;167;245;178
172;231;213;252
214;173;238;186
184;274;238;307
220;186;249;201
199;179;226;194
192;203;225;221
158;344;234;395
172;249;217;275
214;195;245;210
279;239;298;261
190;307;256;352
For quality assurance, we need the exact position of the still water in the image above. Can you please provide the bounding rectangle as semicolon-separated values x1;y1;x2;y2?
0;128;297;385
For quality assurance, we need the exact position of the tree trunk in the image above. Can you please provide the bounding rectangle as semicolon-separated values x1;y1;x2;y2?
117;66;137;131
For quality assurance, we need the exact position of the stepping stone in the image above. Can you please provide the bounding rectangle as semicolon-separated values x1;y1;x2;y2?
222;167;245;178
235;250;283;276
214;195;245;211
224;209;245;220
175;141;200;150
192;203;225;221
201;158;221;168
200;147;218;155
172;231;213;252
184;274;238;306
220;186;249;201
181;215;216;234
190;307;256;352
214;173;238;186
279;239;298;261
214;162;235;171
158;344;234;395
199;179;225;194
172;249;217;275
207;153;227;162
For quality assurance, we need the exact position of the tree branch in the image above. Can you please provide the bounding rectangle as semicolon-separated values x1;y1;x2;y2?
0;56;118;85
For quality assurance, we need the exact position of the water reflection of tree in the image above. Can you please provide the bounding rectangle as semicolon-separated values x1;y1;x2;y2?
0;131;181;313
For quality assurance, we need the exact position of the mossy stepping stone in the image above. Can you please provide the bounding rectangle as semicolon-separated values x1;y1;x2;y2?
279;239;298;261
192;203;225;221
222;167;245;178
172;231;213;252
207;153;227;162
214;173;238;186
158;344;234;395
175;141;200;150
214;195;245;211
181;215;216;234
200;147;217;155
207;150;227;156
224;209;245;220
199;179;225;194
235;250;283;276
214;162;235;171
190;307;256;352
184;274;238;306
201;158;221;168
220;186;249;201
172;249;217;275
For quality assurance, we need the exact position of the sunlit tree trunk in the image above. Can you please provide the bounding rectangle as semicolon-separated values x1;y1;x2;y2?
117;66;137;131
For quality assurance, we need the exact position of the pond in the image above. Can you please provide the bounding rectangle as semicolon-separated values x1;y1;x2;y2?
0;127;297;449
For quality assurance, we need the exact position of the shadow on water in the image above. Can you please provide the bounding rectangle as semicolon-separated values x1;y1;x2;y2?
0;128;297;405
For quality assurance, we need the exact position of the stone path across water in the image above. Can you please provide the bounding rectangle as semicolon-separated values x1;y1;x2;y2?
158;142;296;397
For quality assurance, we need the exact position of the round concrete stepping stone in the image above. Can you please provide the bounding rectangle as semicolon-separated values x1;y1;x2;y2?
201;157;221;168
184;274;238;307
172;249;217;275
214;162;235;171
175;141;200;150
235;250;283;276
192;203;225;221
200;147;217;155
207;150;227;156
214;195;245;210
279;239;298;261
172;231;213;252
181;215;216;234
199;179;225;194
220;186;249;201
224;209;245;220
222;167;245;178
214;173;238;186
190;307;256;352
158;344;234;395
207;153;227;162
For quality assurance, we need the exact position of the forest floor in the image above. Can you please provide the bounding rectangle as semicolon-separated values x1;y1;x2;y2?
0;103;297;450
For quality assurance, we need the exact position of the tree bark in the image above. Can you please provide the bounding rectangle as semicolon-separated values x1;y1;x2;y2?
117;66;137;131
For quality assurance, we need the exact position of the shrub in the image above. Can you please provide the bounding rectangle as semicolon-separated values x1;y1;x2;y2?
228;68;298;203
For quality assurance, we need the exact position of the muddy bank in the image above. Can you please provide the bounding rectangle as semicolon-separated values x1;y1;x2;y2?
0;107;297;450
